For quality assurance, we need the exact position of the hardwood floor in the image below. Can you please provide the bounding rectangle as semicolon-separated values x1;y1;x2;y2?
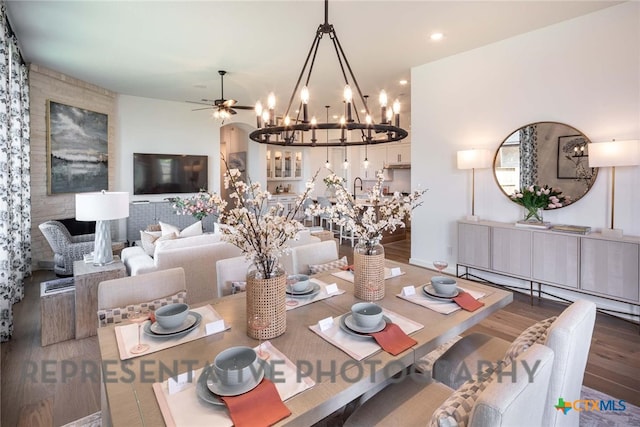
2;233;638;425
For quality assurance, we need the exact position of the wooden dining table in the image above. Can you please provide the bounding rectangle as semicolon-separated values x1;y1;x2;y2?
97;260;512;426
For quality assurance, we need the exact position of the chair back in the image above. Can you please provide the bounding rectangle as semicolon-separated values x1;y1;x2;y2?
469;343;555;427
98;267;186;310
216;256;252;297
542;299;596;427
39;220;72;251
287;240;338;275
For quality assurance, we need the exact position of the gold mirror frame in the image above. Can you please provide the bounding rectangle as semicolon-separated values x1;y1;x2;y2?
493;121;598;208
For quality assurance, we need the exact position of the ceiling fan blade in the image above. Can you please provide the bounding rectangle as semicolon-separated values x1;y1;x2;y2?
228;109;238;115
232;105;254;111
186;100;212;106
222;99;238;108
192;106;214;111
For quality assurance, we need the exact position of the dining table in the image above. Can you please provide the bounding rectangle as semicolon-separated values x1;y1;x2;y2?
97;259;513;426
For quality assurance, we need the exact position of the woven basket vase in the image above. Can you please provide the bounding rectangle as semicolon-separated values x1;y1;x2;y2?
246;271;287;339
354;249;385;301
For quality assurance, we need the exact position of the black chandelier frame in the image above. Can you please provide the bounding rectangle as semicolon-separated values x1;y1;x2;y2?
249;0;408;147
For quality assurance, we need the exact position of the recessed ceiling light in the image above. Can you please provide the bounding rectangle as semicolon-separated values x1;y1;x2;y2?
430;32;444;41
399;79;408;86
332;114;339;119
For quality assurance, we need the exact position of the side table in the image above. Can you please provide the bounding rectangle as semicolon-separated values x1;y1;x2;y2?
74;258;126;339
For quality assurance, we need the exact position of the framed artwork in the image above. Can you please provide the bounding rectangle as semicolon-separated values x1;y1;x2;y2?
46;100;108;194
557;135;590;179
228;151;247;181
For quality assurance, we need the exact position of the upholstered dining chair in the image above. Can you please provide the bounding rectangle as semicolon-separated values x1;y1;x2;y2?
96;267;187;427
281;240;339;275
432;299;596;427
344;343;555;427
216;256;252;297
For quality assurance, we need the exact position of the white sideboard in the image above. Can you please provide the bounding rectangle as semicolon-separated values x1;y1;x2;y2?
457;220;640;311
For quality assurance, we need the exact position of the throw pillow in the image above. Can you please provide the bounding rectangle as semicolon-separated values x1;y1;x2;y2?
159;221;181;237
503;316;557;362
146;224;161;232
96;291;187;327
231;281;247;294
140;230;162;256
308;256;348;275
180;221;203;237
430;372;496;427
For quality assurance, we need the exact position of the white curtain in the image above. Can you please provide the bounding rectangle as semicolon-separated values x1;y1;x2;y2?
0;1;31;342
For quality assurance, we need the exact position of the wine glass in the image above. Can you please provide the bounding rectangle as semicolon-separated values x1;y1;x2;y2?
249;314;271;360
433;260;448;273
129;308;150;355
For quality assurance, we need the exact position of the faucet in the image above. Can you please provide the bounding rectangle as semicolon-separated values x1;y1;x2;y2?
353;177;363;197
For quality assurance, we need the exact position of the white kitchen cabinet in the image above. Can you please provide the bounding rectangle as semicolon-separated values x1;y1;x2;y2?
386;143;411;164
267;149;303;180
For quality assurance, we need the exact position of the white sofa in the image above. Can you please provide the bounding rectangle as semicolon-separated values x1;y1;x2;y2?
121;229;321;304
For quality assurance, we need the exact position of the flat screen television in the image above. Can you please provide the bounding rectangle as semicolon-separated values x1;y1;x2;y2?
133;153;208;195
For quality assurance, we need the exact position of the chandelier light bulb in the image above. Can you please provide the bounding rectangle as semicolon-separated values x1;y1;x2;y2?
301;86;310;104
255;101;263;116
386;108;393;122
343;85;353;102
284;115;291;126
379;90;388;107
310;116;317;126
365;114;372;125
267;93;276;109
262;110;270;123
340;116;346;126
392;99;401;114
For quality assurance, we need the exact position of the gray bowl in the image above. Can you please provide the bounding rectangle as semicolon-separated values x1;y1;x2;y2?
213;346;258;386
351;302;383;329
154;303;189;329
287;274;311;292
431;276;458;296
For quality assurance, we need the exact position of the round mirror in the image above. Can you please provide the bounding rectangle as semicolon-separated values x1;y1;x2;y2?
493;121;598;208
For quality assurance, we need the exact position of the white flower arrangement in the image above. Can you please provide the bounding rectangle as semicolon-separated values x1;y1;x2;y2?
311;170;426;246
211;157;318;277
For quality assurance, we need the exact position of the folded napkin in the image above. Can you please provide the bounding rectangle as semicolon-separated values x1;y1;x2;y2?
220;379;291;427
396;286;487;315
453;291;484;312
341;264;354;272
370;323;417;355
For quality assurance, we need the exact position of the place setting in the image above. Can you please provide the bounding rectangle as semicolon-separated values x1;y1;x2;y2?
285;274;344;310
331;265;406;283
397;261;486;314
309;302;423;361
115;303;230;360
153;342;316;427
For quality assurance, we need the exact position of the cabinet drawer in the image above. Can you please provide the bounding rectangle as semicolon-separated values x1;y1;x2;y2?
457;223;490;269
491;228;531;278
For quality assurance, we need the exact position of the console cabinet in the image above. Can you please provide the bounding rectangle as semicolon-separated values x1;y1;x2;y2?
457;220;640;305
127;201;217;242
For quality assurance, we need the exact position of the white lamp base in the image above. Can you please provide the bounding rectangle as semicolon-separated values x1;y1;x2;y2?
465;215;480;222
601;228;624;238
93;220;114;266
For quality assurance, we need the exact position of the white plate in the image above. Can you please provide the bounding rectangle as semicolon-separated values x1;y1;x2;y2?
143;312;202;338
203;359;269;400
286;283;321;298
149;312;198;335
423;284;460;300
339;314;392;338
286;282;316;295
344;313;387;333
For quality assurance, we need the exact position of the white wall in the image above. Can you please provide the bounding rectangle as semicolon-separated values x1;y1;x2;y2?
410;2;640;269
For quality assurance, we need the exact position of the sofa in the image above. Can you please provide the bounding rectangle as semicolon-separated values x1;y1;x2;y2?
121;229;321;304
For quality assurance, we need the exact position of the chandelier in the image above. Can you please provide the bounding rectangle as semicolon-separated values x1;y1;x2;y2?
249;0;408;147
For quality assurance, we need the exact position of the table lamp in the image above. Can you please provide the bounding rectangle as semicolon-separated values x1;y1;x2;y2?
457;149;492;221
588;139;639;237
75;191;129;265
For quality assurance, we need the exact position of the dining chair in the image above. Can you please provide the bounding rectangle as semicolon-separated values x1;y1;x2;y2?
431;299;596;427
283;240;339;275
344;343;555;427
216;255;252;297
96;267;187;427
339;223;357;247
316;196;334;231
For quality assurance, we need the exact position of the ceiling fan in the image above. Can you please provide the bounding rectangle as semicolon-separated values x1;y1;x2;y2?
188;70;253;119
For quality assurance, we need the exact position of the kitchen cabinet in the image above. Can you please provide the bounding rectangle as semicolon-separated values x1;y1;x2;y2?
267;149;303;180
267;195;298;216
386;143;411;164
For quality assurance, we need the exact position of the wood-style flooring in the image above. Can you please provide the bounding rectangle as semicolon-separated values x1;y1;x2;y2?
2;233;638;426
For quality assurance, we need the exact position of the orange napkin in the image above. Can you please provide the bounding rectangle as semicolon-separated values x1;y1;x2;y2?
453;291;484;312
370;323;417;355
341;264;354;272
220;379;291;427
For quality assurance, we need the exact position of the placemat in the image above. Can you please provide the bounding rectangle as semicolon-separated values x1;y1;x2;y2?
396;286;486;315
285;278;345;311
331;267;405;283
115;305;229;360
152;341;316;427
309;308;423;360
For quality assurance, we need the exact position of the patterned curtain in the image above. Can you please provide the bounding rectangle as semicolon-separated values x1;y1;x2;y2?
519;124;538;189
0;2;31;342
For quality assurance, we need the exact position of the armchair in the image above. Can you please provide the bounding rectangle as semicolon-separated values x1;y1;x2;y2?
39;220;95;276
